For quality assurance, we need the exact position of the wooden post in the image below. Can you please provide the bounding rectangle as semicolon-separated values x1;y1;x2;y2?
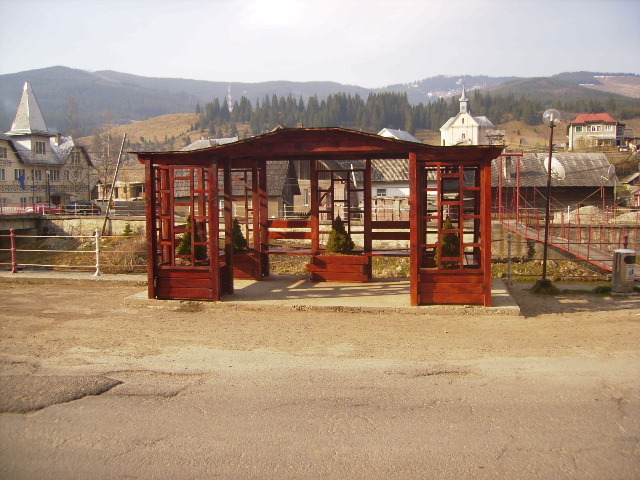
311;159;320;254
259;163;269;276
208;164;220;301
252;162;262;277
482;159;493;307
101;134;127;236
144;161;156;299
223;160;234;294
363;159;372;254
409;152;420;306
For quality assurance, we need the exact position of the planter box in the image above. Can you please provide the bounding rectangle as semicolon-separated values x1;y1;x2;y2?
306;254;371;282
233;253;261;280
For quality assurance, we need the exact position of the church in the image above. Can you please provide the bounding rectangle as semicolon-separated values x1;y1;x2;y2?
440;86;505;146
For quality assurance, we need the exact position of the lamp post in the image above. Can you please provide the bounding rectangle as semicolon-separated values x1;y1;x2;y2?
535;108;561;290
45;170;50;205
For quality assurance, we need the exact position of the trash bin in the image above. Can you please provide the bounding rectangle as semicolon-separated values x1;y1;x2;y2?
611;249;636;293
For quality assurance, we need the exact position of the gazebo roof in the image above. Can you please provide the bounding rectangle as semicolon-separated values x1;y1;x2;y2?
135;127;502;166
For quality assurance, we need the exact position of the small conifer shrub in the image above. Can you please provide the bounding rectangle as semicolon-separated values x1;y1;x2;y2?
326;215;355;254
439;217;460;269
176;215;207;261
232;218;248;253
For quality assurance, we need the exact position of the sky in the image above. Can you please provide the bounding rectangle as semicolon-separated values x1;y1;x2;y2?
0;0;638;88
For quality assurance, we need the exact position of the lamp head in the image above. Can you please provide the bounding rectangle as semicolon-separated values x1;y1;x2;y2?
542;109;561;127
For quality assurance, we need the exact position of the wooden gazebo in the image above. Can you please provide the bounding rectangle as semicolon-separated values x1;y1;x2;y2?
135;127;501;306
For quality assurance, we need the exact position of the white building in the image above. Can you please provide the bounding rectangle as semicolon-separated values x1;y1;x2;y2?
440;86;504;146
0;81;94;210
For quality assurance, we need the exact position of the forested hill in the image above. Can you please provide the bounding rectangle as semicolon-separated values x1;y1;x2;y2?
0;66;638;137
196;87;640;139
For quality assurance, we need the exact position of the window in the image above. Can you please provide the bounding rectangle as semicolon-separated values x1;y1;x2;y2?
303;188;309;206
71;151;80;165
20;197;28;205
34;169;42;181
0;147;7;159
461;133;466;139
35;141;46;155
605;125;614;131
575;126;583;132
50;170;60;181
65;170;70;181
14;168;25;180
0;169;4;181
376;188;387;197
461;118;464;124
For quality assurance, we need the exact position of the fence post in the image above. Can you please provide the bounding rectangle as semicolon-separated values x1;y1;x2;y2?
506;231;513;286
94;228;101;277
10;228;18;274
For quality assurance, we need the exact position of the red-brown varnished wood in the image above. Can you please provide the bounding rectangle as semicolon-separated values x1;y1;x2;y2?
409;152;420;306
370;231;410;241
310;272;369;282
311;255;370;266
267;219;312;228
233;253;261;280
268;231;313;240
419;292;485;305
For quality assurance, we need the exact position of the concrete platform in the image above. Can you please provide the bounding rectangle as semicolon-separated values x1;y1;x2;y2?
127;275;520;316
0;270;521;316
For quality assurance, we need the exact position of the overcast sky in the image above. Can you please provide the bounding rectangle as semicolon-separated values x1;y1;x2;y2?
0;0;638;88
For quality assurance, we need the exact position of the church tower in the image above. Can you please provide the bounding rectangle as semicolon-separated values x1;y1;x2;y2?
459;85;469;114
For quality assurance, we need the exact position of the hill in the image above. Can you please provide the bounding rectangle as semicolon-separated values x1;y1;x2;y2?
2;67;638;137
377;74;520;105
0;67;370;136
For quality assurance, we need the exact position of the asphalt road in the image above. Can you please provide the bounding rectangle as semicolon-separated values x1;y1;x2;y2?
0;281;638;479
1;354;638;480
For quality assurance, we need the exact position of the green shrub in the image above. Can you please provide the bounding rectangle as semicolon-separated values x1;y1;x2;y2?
437;217;459;268
326;215;355;254
232;218;248;253
176;215;207;261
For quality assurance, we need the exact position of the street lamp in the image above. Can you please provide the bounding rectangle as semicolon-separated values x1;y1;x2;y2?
535;108;561;291
45;170;50;205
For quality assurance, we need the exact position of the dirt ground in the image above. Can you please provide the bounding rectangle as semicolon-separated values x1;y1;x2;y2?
1;279;638;368
1;280;639;479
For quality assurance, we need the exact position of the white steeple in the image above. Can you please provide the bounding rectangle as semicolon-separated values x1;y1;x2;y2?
459;85;469;114
6;81;52;136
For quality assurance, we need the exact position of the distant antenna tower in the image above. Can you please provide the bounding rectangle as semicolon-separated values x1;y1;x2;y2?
227;85;233;113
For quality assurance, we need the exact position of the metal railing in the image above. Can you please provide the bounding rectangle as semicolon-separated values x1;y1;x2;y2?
0;228;620;283
1;229;147;275
0;201;147;216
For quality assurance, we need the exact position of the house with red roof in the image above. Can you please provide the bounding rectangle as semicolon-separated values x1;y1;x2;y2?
568;113;632;150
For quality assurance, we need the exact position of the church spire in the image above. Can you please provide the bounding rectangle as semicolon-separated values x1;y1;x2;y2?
6;81;52;136
459;84;469;114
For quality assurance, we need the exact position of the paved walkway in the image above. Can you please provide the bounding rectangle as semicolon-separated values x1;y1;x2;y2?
1;270;520;315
